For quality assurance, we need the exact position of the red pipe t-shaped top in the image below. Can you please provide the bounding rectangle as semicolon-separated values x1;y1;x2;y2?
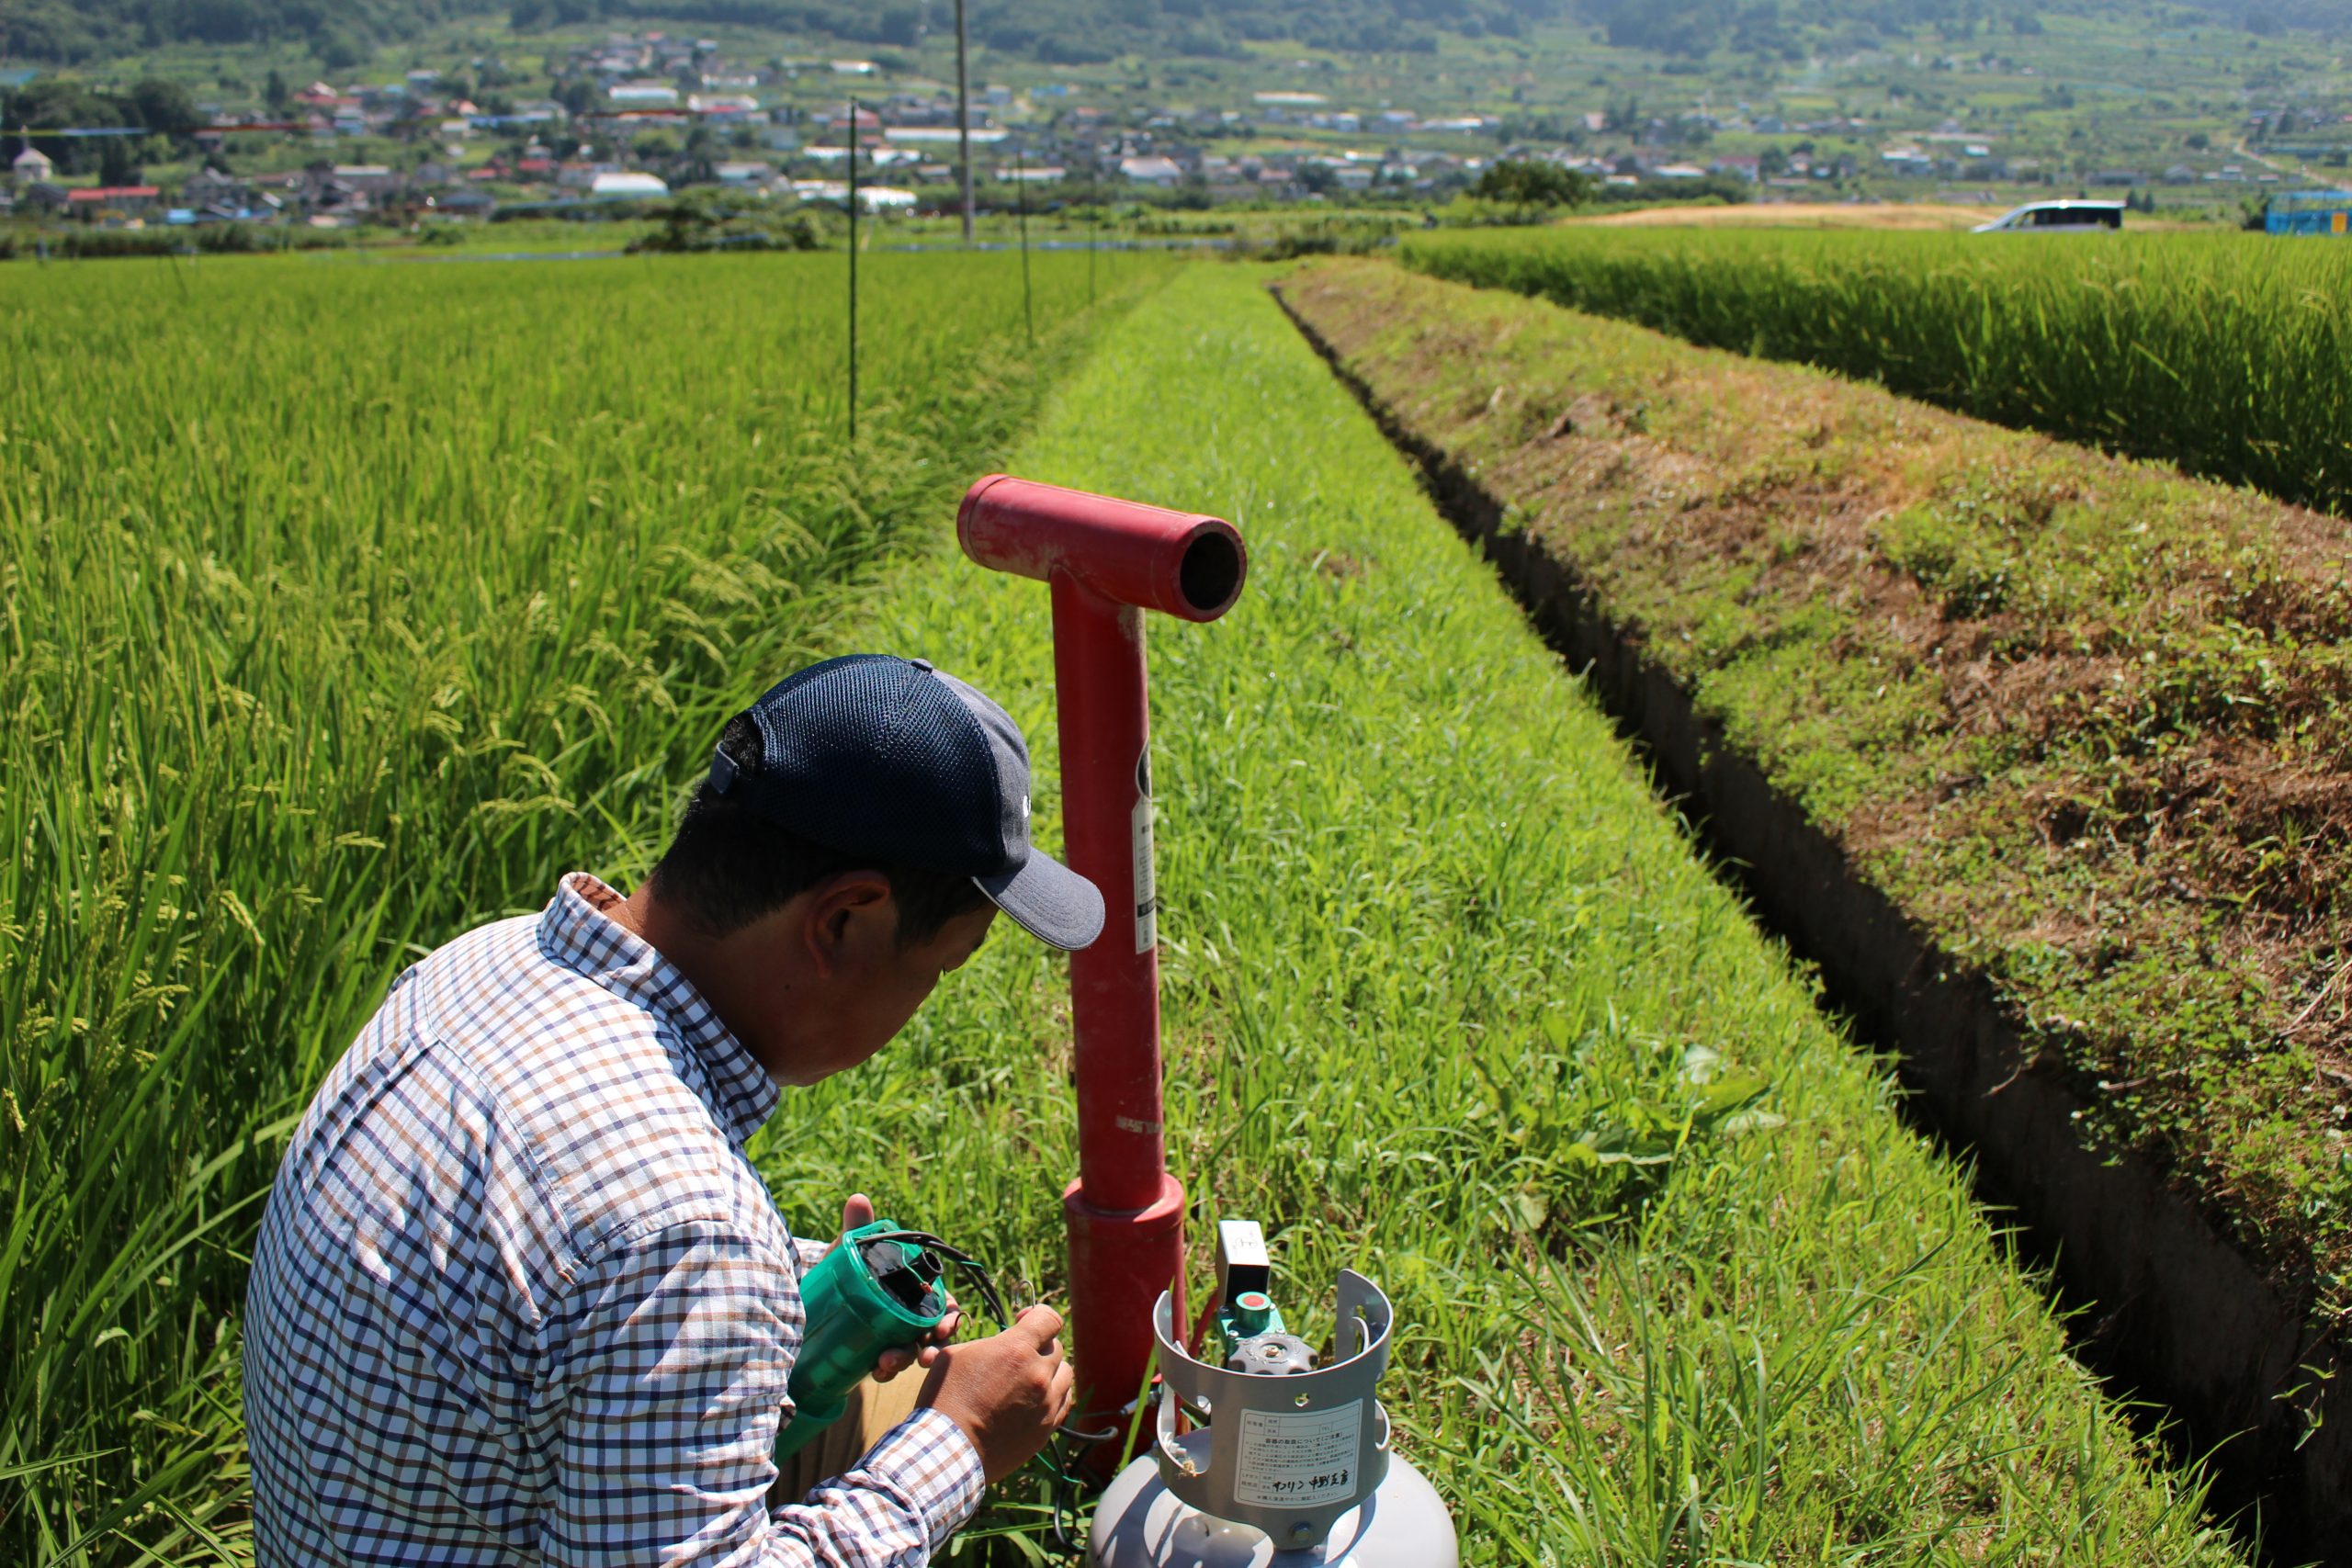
954;473;1247;1446
957;474;1247;623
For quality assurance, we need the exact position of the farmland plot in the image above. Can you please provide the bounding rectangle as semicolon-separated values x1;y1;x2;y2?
779;265;2246;1564
0;249;1162;1563
1401;227;2352;519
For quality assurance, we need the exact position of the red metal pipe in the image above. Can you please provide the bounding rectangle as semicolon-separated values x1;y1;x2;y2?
956;474;1247;1438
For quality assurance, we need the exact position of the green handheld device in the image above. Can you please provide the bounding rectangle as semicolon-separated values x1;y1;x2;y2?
775;1220;1008;1461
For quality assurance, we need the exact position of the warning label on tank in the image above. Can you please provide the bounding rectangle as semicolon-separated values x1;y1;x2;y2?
1131;748;1157;953
1230;1401;1363;1509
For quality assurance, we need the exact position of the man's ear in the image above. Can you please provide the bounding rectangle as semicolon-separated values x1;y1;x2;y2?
802;871;895;977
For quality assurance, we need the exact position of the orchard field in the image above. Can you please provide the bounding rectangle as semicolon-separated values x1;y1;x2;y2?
1;244;2266;1564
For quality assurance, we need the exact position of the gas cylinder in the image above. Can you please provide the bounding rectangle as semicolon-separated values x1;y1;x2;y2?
1085;1222;1458;1568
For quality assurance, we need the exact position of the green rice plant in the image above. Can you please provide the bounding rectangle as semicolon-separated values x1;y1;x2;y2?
0;247;1170;1563
1400;226;2352;517
740;265;2249;1563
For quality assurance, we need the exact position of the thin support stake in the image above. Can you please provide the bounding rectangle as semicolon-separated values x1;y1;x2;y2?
955;0;975;247
847;95;859;446
1016;146;1035;346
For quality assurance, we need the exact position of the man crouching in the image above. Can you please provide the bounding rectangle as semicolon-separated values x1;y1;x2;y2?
245;655;1100;1565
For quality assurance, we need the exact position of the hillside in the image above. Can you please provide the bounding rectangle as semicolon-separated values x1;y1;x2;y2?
6;0;2343;68
12;0;1547;68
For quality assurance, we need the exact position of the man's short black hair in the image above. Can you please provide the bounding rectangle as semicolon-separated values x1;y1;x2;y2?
648;717;992;946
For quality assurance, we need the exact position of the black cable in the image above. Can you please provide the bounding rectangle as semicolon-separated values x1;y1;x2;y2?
859;1230;1129;1555
857;1230;1012;1331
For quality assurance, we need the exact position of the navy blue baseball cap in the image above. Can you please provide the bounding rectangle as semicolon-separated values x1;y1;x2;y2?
708;654;1104;950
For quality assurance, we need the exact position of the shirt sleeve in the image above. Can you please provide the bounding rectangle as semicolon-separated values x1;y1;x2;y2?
542;1220;984;1568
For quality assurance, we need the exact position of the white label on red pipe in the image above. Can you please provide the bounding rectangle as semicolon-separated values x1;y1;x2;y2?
1132;746;1158;953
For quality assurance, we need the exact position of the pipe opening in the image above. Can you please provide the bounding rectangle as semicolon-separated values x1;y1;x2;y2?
1179;530;1244;615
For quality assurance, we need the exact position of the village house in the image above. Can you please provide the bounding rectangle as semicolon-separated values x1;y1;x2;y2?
1118;153;1184;186
177;165;258;219
558;160;618;189
688;93;763;123
66;186;163;221
331;165;402;198
590;170;669;197
609;81;681;107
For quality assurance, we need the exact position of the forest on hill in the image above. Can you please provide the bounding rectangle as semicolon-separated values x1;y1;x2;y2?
3;0;2344;74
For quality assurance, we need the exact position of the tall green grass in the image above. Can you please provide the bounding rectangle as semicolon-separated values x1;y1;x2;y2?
1401;226;2352;517
745;266;2249;1563
0;248;1168;1563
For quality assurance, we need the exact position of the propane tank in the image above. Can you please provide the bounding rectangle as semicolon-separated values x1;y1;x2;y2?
1086;1221;1459;1568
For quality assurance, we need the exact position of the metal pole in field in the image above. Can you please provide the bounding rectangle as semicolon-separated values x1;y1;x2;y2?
955;474;1250;1460
1088;198;1097;305
955;0;975;247
847;96;859;447
1015;145;1034;346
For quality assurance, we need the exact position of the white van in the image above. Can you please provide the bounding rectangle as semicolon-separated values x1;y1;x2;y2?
1972;199;2126;233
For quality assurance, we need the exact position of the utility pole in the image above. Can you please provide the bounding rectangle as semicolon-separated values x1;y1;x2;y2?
847;96;859;447
1015;144;1034;345
955;0;975;245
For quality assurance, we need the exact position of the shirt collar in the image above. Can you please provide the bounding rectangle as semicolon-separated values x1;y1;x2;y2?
535;871;779;1148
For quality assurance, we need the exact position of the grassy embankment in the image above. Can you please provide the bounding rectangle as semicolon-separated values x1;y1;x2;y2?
720;265;2247;1562
1275;257;2352;1334
1398;227;2352;519
0;247;1170;1564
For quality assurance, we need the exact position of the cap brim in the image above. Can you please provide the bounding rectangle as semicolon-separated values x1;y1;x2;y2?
975;852;1104;952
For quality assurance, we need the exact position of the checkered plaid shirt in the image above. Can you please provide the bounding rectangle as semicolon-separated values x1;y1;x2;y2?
245;872;985;1565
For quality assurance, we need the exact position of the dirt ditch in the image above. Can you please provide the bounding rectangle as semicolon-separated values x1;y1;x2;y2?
1271;267;2352;1562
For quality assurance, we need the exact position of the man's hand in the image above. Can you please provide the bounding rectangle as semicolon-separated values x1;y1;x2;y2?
916;1304;1076;1483
831;1193;959;1383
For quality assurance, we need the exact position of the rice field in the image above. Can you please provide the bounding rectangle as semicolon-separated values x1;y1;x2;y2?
0;247;1161;1562
1399;226;2352;518
1;249;2253;1564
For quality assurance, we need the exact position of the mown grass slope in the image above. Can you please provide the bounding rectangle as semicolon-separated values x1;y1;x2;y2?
0;249;1165;1564
1400;227;2352;519
1275;258;2352;1339
735;265;2248;1563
